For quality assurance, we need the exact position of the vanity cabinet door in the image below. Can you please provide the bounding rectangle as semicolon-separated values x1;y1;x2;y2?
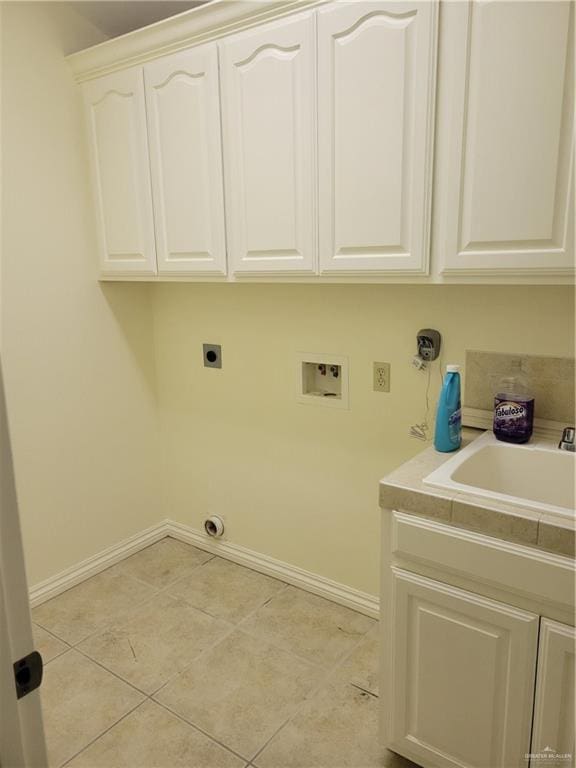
435;1;574;278
388;568;538;768
84;69;157;276
219;13;316;275
317;1;437;275
531;619;575;765
144;45;227;275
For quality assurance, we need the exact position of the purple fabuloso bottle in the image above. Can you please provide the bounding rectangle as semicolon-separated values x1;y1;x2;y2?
493;370;534;444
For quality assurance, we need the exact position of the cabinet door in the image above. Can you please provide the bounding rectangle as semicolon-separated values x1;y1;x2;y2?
437;1;574;277
145;45;227;275
531;619;575;766
318;2;437;274
84;69;156;276
388;568;538;768
220;13;316;274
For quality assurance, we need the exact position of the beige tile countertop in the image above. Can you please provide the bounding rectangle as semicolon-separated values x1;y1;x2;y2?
379;429;575;558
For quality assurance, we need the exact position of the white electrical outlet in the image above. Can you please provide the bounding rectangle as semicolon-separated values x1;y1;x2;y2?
373;362;390;392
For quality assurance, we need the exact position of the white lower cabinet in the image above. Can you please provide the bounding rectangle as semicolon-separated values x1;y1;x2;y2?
389;568;539;768
531;619;575;765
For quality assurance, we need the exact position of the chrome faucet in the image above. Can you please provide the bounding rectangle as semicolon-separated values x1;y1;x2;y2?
558;427;575;451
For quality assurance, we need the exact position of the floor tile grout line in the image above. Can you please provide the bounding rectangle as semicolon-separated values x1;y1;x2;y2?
137;587;318;700
326;620;379;675
32;619;74;648
31;537;209;642
33;621;73;667
152;698;251;764
112;541;288;611
235;582;291;622
158;618;374;765
160;592;236;623
159;564;291;623
70;589;237;653
76;564;239;647
248;674;377;767
58;697;148;768
33;621;73;646
37;549;236;652
147;619;240;698
34;585;165;650
97;535;212;580
42;647;69;666
247;710;300;765
96;535;216;593
148;627;324;754
235;597;375;674
69;583;229;650
120;536;257;596
248;623;379;765
44;589;296;702
138;552;218;595
72;645;153;698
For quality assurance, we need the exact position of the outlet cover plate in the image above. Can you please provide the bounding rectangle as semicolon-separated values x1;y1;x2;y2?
373;362;390;392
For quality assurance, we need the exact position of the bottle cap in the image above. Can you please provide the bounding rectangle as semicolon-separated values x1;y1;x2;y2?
446;364;460;373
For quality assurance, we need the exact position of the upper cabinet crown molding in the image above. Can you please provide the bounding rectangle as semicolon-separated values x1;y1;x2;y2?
84;68;157;276
317;1;437;275
67;0;327;83
436;0;575;277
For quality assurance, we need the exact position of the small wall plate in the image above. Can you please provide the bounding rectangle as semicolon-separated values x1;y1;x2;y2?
296;352;349;409
203;344;222;369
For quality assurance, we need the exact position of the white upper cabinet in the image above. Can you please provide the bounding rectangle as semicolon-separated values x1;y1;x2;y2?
219;13;316;275
77;0;573;283
144;45;227;275
84;69;157;276
531;619;575;763
317;2;437;275
436;1;575;277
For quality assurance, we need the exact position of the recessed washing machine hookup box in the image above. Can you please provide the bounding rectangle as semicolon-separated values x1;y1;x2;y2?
296;353;349;409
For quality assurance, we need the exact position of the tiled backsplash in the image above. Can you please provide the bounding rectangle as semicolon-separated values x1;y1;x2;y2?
463;350;575;437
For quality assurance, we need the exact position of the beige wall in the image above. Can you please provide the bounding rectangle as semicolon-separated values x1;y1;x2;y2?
152;284;574;596
1;3;162;586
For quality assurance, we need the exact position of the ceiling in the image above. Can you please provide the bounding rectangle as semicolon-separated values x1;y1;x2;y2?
69;1;208;39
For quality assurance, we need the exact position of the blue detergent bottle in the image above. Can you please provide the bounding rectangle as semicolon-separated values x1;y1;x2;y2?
434;365;462;452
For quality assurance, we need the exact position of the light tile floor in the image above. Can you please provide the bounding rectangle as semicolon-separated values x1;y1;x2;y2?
33;537;417;768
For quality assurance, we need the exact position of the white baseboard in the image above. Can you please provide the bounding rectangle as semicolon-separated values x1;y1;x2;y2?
29;519;379;619
29;520;170;607
166;521;379;619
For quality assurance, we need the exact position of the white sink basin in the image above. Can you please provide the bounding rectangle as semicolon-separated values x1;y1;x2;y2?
424;431;575;518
